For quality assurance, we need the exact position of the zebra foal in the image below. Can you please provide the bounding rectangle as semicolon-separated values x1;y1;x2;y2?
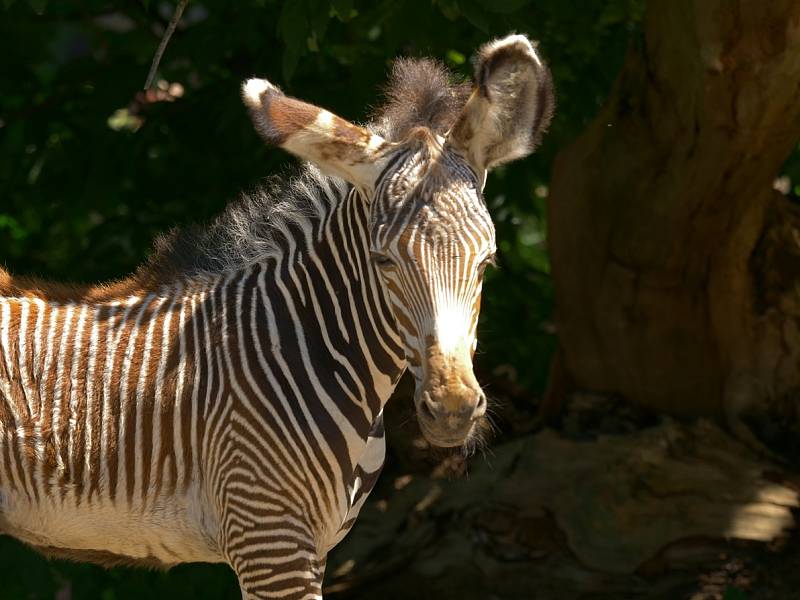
0;34;553;598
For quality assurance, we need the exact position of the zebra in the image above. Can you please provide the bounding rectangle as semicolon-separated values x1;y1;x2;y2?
0;33;553;598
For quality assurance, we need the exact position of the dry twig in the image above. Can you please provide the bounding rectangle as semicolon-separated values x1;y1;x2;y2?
144;0;189;90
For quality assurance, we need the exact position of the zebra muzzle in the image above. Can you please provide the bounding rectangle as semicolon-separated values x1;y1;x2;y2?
414;382;487;448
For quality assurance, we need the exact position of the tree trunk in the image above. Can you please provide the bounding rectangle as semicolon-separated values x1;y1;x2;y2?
547;0;800;423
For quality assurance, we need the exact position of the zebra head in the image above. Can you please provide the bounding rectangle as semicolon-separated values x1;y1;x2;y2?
243;34;554;448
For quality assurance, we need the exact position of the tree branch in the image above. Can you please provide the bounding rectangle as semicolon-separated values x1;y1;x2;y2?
144;0;189;90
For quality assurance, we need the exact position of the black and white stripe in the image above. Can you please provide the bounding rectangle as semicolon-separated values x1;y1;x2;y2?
0;33;553;599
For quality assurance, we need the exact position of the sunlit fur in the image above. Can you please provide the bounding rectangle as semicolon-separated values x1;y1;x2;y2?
369;131;494;447
0;33;553;600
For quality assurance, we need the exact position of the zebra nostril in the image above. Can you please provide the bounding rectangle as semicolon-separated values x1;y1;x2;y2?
474;392;487;418
419;395;437;421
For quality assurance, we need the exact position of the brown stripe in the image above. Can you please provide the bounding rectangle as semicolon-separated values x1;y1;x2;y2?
69;306;92;504
54;306;79;503
87;304;111;501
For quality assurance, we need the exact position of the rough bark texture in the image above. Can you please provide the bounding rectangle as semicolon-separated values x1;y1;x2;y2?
325;397;800;599
547;0;800;420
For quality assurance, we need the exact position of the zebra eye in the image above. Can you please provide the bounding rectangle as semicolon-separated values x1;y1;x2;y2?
371;252;395;269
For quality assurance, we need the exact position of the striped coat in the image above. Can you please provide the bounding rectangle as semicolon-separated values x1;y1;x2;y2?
0;33;553;599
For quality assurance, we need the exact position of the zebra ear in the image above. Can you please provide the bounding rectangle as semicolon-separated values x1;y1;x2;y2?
446;34;555;172
242;78;391;191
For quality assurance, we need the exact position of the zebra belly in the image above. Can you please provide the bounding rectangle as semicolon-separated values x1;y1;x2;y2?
0;488;222;565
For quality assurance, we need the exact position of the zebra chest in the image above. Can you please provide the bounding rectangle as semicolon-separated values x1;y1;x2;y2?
325;413;386;553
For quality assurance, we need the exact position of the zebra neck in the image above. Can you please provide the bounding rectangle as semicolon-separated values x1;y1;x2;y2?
231;183;406;452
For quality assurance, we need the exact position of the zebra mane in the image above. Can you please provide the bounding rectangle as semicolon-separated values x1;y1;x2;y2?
137;164;348;285
372;58;471;142
137;58;470;286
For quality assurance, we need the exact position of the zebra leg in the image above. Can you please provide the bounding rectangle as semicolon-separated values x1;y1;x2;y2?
226;533;325;600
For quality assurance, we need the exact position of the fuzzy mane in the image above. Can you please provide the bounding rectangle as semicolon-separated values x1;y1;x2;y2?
371;58;471;142
136;58;471;286
0;59;473;301
136;166;346;286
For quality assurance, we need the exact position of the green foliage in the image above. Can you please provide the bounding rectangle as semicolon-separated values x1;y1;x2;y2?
0;0;648;596
782;142;800;203
723;587;749;600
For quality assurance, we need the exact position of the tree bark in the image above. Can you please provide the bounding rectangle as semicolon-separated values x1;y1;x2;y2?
326;414;799;599
547;0;800;421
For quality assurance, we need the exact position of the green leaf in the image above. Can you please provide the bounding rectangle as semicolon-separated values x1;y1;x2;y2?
330;0;353;21
27;0;46;14
0;214;28;240
434;0;460;21
722;587;748;600
282;45;302;82
2;0;17;9
458;1;490;33
308;0;330;46
277;0;309;80
277;0;308;47
446;49;466;65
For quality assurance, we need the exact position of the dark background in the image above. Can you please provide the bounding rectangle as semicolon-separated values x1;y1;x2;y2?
2;1;799;599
